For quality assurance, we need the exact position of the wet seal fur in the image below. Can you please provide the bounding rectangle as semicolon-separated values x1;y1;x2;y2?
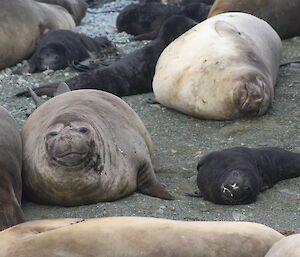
265;234;300;257
0;106;24;230
0;217;283;257
195;147;300;205
16;15;197;98
208;0;300;39
21;89;174;206
152;12;282;120
0;0;75;70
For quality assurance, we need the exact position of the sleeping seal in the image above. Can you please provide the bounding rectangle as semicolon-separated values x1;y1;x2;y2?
195;147;300;205
152;12;282;120
0;106;24;230
21;88;174;206
265;234;300;257
0;217;283;257
208;0;300;39
0;0;75;70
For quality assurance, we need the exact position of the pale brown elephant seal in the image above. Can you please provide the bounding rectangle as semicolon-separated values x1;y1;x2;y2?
208;0;300;39
21;88;174;206
265;234;300;257
0;106;24;231
0;0;75;70
152;12;282;120
0;217;284;257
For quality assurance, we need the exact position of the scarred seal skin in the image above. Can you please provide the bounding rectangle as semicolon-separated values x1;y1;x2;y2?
152;12;282;120
196;147;300;205
265;234;300;257
0;217;284;257
21;89;174;206
0;106;24;231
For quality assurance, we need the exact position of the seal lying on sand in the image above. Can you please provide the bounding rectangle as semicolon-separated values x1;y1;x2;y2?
208;0;300;39
152;12;282;120
0;217;283;257
265;234;300;257
195;147;300;205
21;87;174;206
16;15;197;98
0;0;75;70
0;106;24;231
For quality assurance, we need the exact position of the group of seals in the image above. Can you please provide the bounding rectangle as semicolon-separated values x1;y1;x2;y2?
195;147;300;205
0;106;24;231
153;12;282;120
0;217;284;257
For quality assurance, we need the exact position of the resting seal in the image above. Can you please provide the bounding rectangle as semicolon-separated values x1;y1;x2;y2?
0;0;75;70
265;234;300;257
21;88;174;206
195;147;300;205
208;0;300;39
152;12;282;120
0;106;24;230
0;217;283;257
16;15;197;98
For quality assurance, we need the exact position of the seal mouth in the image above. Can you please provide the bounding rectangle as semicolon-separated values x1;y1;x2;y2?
55;151;87;158
220;184;253;204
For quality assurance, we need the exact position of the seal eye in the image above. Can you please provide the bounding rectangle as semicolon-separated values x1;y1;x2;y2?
78;127;89;134
46;131;58;139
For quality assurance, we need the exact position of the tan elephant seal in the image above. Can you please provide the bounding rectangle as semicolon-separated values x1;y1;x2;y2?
21;88;174;206
152;12;282;120
0;216;284;257
265;234;300;257
208;0;300;39
0;0;75;70
0;106;24;231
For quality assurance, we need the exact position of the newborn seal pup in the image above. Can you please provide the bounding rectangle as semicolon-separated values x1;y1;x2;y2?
152;12;282;120
16;15;197;98
21;87;174;206
265;234;300;257
195;147;300;205
0;106;24;230
0;217;283;257
208;0;300;39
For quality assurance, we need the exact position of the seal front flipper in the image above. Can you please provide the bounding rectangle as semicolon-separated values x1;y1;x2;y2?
15;82;59;97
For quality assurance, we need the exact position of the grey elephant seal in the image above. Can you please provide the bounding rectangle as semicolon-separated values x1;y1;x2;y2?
153;12;282;120
208;0;300;39
0;106;24;231
0;217;283;257
265;234;300;257
21;88;174;206
0;0;75;70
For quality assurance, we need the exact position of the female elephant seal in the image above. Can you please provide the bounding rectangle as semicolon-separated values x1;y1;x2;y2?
0;106;24;230
0;217;283;257
152;12;282;120
195;147;300;205
208;0;300;39
21;88;174;206
265;234;300;257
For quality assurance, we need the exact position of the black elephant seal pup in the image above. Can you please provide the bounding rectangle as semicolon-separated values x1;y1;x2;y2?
16;15;197;98
0;106;24;230
21;87;175;206
14;30;114;74
195;147;300;205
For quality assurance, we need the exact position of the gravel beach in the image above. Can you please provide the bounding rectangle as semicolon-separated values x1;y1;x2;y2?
0;0;299;233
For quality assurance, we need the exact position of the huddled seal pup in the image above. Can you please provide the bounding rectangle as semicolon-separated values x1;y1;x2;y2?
0;0;75;70
21;88;174;206
208;0;300;39
0;106;24;230
16;15;197;98
152;12;282;120
0;217;283;257
195;147;300;205
265;234;300;257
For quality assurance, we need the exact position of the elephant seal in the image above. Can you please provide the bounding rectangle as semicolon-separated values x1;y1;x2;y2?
152;12;282;120
16;15;197;98
0;106;24;231
195;147;300;205
35;0;88;25
208;0;300;39
21;88;174;206
0;217;284;257
0;0;75;70
265;234;300;257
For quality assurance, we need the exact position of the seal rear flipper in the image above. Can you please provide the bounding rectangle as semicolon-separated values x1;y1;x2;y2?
15;83;60;97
